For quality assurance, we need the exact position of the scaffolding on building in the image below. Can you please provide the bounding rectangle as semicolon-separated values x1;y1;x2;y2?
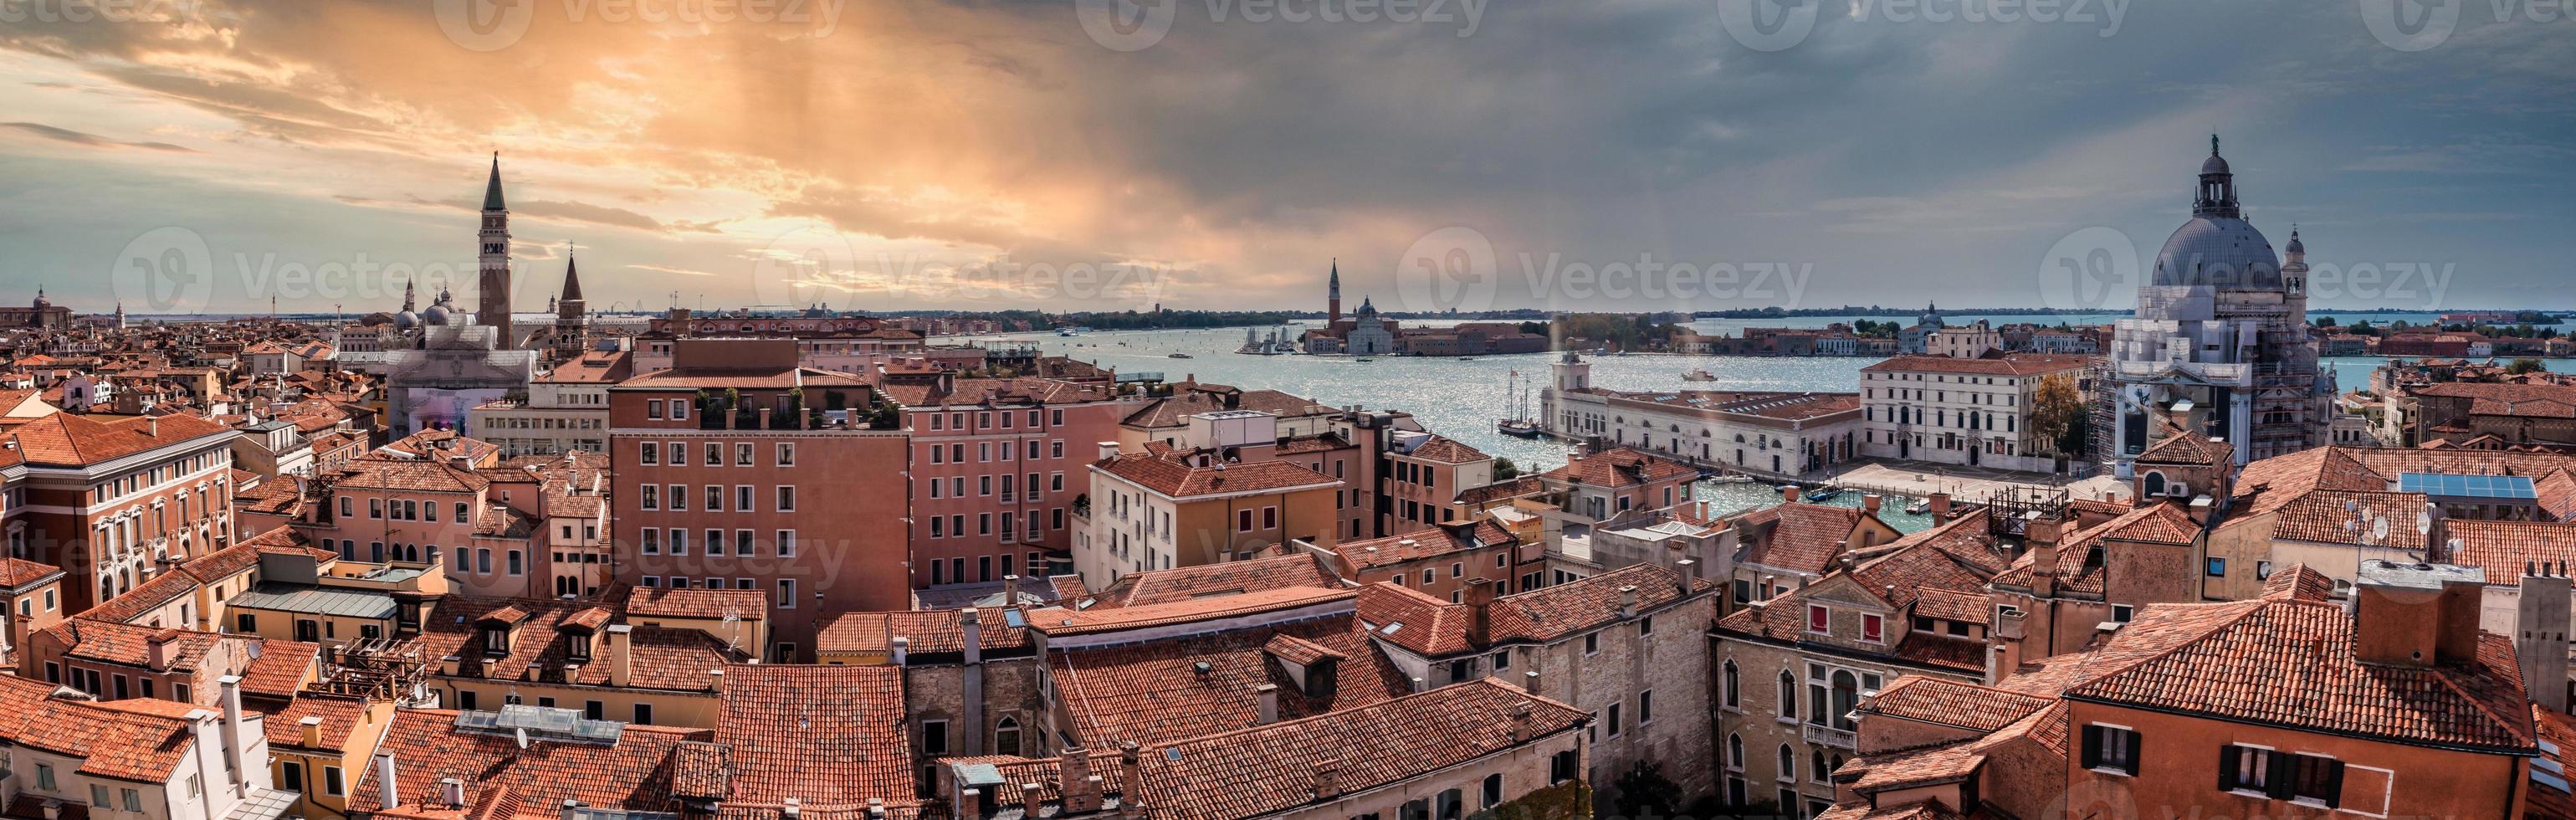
318;635;434;705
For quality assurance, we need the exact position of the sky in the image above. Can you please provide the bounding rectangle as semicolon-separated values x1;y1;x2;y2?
0;0;2569;317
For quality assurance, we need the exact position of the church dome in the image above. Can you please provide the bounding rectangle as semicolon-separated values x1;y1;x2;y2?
422;305;451;325
2152;216;2281;289
394;310;421;331
2200;152;2231;175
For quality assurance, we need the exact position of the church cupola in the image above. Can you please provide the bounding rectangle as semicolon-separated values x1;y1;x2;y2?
2193;134;2241;218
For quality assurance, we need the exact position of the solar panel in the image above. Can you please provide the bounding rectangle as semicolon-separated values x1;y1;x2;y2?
2399;472;2538;500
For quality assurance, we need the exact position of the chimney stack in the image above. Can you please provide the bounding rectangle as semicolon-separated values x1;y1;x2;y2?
707;669;725;694
1119;742;1141;792
1509;700;1534;743
1674;559;1698;597
1021;783;1045;817
892;635;909;666
300;715;325;749
1522;670;1539;694
1060;748;1102;813
2026;511;2062;598
1097;442;1121;461
606;624;633;688
1783;485;1802;504
1256;683;1280;725
1862;494;1882;515
961;607;984;666
2354;560;2486;669
218;674;246;792
375;754;402;811
2517;566;2572;714
1312;758;1342;800
1464;577;1497;647
1929;493;1952;525
147;628;180;671
1617;585;1639;618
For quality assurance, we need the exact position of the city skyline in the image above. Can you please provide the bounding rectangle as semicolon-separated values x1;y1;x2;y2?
1;0;2570;315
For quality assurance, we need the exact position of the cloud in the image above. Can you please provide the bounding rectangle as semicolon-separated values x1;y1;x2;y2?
0;120;195;152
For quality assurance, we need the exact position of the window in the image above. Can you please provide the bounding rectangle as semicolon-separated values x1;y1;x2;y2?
1807;604;1831;634
1583;633;1599;654
640;443;659;464
124;790;142;812
36;763;54;791
996;716;1022;756
777;485;796;511
777;579;797;608
325;766;346;797
1776;745;1795;782
1777;671;1797;718
2220;744;2278;796
1481;773;1503;809
1721;661;1739;709
778;530;796;558
634;703;654;725
1549;750;1580;784
1860;613;1883;643
586;700;606;720
2289;754;2344;807
1606;703;1622;736
2111;604;2135;623
778;443;795;465
923;720;950;756
95;784;117;806
2206;556;2228;577
1436;788;1462;820
1638;689;1654;724
1726;734;1744;771
2081;724;2139;776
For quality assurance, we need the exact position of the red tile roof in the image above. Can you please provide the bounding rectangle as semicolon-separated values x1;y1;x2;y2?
2067;597;2535;752
424;594;751;693
1741;503;1866;576
10;411;231;466
1537;447;1697;489
714;665;918;812
1330;521;1515;571
1094;449;1338;498
1488;563;1710;643
0;674;210;782
351;709;712;820
1046;612;1412;748
1032;587;1356;638
1859;676;2052;734
2447;520;2576;582
1126;679;1587;820
815;607;1031;656
1078;554;1344;609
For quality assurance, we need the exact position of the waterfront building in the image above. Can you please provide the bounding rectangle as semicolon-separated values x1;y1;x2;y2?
876;367;1122;592
1927;320;2000;359
1070;429;1342;588
1897;304;1945;355
0;289;75;329
628;306;924;376
1856;352;2092;472
1540;351;1862;478
2106;137;2332;472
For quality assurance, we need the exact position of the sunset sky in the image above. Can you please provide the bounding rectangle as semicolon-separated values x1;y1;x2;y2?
0;0;2569;316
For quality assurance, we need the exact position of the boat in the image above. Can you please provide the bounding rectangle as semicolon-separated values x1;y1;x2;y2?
1905;499;1932;515
1458;356;1477;361
1498;419;1544;438
1167;352;1193;359
1498;371;1544;438
1355;356;1376;363
1800;484;1845;503
1682;368;1717;382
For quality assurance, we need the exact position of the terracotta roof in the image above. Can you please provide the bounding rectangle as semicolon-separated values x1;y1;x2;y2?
878;377;1110;408
9;411;231;466
80;569;203;625
1989;503;2200;595
1488;563;1709;643
262;693;374;751
2448;520;2576;582
334;459;490;494
714;665;917;812
1355;582;1477;657
815;607;1031;657
2257;562;2338;602
0;556;63;589
1537;447;1697;489
0;674;211;782
2135;433;2232;467
1330;521;1515;571
624;586;771;621
1400;434;1488;464
1859;676;2051;734
1047;611;1412;747
1126;679;1587;820
1741;503;1865;575
351;709;712;820
1080;553;1344;609
2067;598;2535;752
1453;475;1544;505
241;638;320;699
1094;449;1338;498
2269;489;2433;546
424;595;751;693
1032;587;1356;638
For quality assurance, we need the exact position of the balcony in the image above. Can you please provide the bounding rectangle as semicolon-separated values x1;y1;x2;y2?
1803;723;1856;751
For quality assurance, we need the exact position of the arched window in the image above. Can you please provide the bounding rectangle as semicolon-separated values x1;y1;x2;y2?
1811;751;1828;783
1727;734;1744;771
1777;670;1796;718
1776;745;1795;783
1831;671;1860;730
2143;471;2167;497
1722;661;1740;709
995;716;1022;756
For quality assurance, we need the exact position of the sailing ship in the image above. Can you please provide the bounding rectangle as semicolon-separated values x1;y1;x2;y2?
1498;370;1544;438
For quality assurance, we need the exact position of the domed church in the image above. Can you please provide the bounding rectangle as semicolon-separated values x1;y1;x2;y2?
2107;136;2332;475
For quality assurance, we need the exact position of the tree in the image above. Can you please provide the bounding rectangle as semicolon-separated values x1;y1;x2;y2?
2315;315;2337;329
2509;358;2547;375
2029;372;2091;463
1611;761;1684;820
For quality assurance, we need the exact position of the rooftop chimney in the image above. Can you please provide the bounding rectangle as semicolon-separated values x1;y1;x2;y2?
1617;585;1639;618
2518;566;2572;714
1522;669;1539;694
376;754;402;811
147;628;182;671
2354;560;2486;669
1097;442;1121;461
218;674;246;792
1929;493;1953;525
1783;485;1802;504
1509;700;1535;743
300;715;325;749
2026;511;2062;599
1674;559;1698;597
1464;577;1497;647
706;669;725;694
1313;758;1342;799
606;624;632;688
1256;683;1280;725
1862;494;1882;515
961;607;984;666
1021;783;1044;818
1060;748;1102;813
441;778;464;808
1119;742;1141;792
892;636;909;667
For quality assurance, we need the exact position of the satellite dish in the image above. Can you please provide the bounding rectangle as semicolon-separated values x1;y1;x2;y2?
2372;517;2389;541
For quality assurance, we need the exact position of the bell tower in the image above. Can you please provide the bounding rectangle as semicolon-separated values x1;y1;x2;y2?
1328;259;1342;323
478;153;515;346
